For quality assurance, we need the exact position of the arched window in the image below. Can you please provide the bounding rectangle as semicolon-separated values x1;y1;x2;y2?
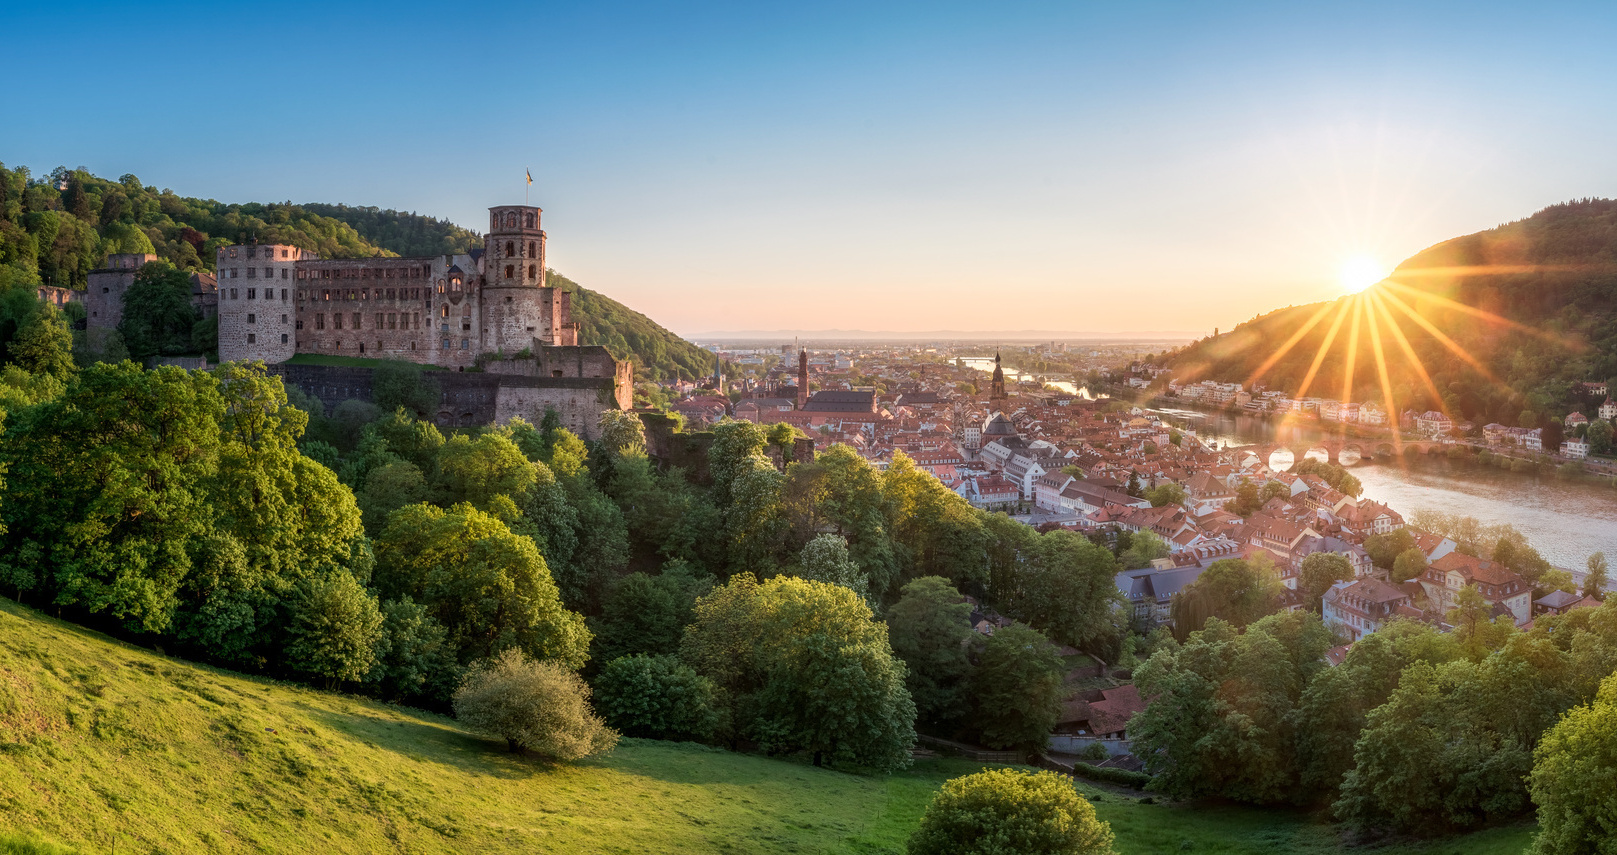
505;213;517;229
525;212;535;228
505;241;514;256
528;240;536;257
505;265;514;278
440;305;448;318
529;264;536;279
491;213;498;230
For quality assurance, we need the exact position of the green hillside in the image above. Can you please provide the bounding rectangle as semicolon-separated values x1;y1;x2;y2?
0;164;712;380
0;598;1532;855
1164;198;1617;430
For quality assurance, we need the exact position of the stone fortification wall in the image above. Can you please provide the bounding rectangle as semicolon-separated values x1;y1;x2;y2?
492;376;620;440
270;363;623;436
290;255;461;366
85;253;157;331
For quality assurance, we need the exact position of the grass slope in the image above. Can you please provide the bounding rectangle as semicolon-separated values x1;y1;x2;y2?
0;600;1531;855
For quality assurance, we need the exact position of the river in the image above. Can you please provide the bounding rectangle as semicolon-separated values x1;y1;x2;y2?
1160;411;1617;569
958;357;1093;398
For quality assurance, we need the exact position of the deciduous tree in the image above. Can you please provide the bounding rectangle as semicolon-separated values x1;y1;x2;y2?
453;648;618;759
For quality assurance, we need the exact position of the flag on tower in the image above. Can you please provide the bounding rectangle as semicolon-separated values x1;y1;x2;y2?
526;168;532;185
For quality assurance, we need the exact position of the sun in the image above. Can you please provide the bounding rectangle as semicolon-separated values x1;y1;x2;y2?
1339;257;1388;294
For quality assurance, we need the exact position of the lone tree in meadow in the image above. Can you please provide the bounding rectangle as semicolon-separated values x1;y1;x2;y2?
453;648;618;760
907;768;1116;855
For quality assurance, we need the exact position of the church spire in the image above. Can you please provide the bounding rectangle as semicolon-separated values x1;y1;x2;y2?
990;350;1007;402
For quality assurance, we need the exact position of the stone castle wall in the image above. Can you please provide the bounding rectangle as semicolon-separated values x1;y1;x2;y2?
85;253;157;330
216;244;305;363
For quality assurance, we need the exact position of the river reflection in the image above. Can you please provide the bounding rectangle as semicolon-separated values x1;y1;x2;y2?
957;357;1091;398
1165;411;1617;568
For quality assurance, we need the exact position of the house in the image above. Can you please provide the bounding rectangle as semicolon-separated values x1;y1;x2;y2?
1183;471;1235;514
1602;397;1617;421
1561;438;1589;459
1054;685;1147;739
968;475;1020;510
1322;578;1413;642
1565;412;1589;429
1415;411;1453;435
1533;589;1585;617
1337;499;1404;536
1420;552;1533;624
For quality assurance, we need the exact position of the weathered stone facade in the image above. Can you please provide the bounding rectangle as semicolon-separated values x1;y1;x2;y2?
86;202;632;434
85;253;157;329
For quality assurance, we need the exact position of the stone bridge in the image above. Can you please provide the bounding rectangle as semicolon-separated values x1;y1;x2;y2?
1228;439;1448;471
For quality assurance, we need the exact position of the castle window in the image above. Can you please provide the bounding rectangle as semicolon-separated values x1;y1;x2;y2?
388;313;397;329
462;322;470;331
360;268;368;279
281;314;286;323
505;295;512;303
315;315;323;330
410;341;416;350
347;291;356;300
248;333;256;343
281;288;287;300
230;289;238;300
297;270;306;280
361;289;369;300
413;312;420;329
525;212;535;228
334;315;343;330
263;267;271;278
281;249;289;258
440;306;448;318
506;241;514;256
281;268;288;279
229;248;237;258
352;313;361;329
281;333;288;344
321;270;330;279
323;290;330;300
529;264;536;280
248;288;257;300
386;289;395;300
247;268;256;279
376;313;384;329
247;314;255;324
461;339;468;349
505;265;514;279
529;240;536;256
247;247;256;259
297;319;304;329
442;339;450;349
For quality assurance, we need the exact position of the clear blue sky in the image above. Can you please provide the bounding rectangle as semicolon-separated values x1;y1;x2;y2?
6;1;1617;335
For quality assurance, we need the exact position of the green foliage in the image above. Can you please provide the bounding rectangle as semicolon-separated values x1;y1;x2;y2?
593;654;720;742
906;768;1116;855
371;364;439;417
1118;529;1170;570
998;530;1122;651
968;623;1065;752
1144;482;1185;507
1586;551;1608;601
1293;459;1362;497
435;431;536;510
368;597;460;705
285;571;384;686
453;647;619;759
1299;552;1353;613
1168;557;1281;640
7;303;74;381
373;502;590;669
117;261;202;361
1069;761;1154;790
887;577;974;729
1528;673;1617;855
796;533;868;599
1391;547;1429;584
681;575;916;769
1131;612;1335;805
590;565;712;665
1588;419;1613;455
1364;529;1416;569
544;269;715;382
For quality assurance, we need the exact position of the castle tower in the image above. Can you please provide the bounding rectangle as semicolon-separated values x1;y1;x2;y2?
990;351;1007;402
216;243;308;363
481;205;575;354
797;347;809;409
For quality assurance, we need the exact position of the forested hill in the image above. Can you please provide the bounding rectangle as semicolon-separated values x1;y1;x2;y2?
0;163;714;380
1164;198;1617;428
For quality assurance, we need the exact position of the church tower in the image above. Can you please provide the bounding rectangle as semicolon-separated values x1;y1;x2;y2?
990;351;1007;402
797;346;809;410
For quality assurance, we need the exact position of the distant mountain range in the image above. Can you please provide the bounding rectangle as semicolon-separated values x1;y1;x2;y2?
1165;198;1617;429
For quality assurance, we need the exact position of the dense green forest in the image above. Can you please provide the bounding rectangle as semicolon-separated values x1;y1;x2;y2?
1165;199;1617;428
0;163;714;379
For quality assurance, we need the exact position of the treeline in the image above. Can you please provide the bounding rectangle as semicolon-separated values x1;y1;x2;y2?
1132;604;1617;841
1164;197;1617;426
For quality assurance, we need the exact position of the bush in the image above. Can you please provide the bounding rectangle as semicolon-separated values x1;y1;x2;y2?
593;654;720;741
1079;741;1110;764
1071;762;1153;790
907;768;1116;855
453;648;618;760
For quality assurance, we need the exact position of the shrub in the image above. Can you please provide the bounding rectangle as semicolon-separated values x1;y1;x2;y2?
453;648;618;760
1079;741;1110;764
907;768;1116;855
1070;762;1153;790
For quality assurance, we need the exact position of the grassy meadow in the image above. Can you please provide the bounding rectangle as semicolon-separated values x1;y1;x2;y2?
0;599;1533;854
